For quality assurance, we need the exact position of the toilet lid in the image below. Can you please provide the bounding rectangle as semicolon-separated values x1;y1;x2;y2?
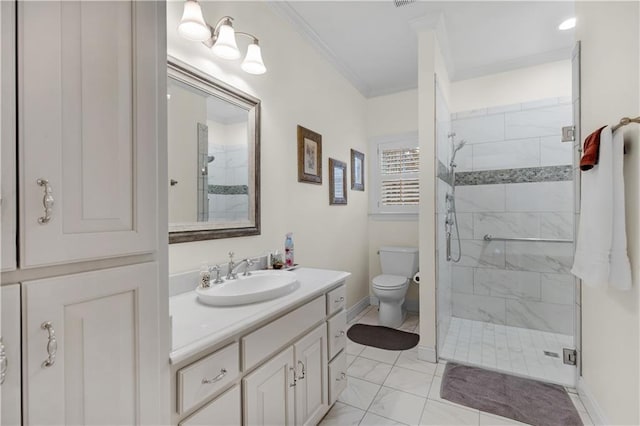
372;274;408;289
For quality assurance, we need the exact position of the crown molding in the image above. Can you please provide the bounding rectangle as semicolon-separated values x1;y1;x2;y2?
267;1;372;97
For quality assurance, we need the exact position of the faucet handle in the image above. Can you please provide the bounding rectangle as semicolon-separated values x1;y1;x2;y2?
209;265;224;284
228;251;235;261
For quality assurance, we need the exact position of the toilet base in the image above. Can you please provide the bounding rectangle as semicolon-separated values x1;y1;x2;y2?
378;299;406;328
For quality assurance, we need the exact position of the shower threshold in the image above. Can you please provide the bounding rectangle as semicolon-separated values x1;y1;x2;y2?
440;317;575;387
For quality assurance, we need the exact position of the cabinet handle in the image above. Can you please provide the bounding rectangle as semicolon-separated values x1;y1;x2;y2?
336;372;346;381
335;296;344;303
289;366;297;387
335;330;345;338
36;178;54;224
201;368;227;384
297;360;306;380
0;337;7;385
41;322;57;368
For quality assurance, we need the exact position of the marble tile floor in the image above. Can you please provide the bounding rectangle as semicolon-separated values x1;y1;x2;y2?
319;306;592;426
441;317;576;387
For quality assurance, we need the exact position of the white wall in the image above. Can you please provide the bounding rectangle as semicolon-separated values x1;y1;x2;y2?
450;60;571;113
167;1;369;310
575;2;639;424
168;84;206;223
366;90;420;305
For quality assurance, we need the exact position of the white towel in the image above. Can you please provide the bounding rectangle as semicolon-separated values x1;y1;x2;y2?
571;126;632;290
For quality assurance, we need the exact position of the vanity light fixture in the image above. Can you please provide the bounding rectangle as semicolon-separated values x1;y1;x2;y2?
558;17;576;30
178;1;267;75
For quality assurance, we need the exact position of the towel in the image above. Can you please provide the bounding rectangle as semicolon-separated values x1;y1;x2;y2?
571;126;632;290
579;126;606;170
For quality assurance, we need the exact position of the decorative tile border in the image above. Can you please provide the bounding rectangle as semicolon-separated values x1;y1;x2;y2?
208;184;248;195
454;165;573;186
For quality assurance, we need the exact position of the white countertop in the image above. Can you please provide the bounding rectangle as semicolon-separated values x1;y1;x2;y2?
169;267;350;364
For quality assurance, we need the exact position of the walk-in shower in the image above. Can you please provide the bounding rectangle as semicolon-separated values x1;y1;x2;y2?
435;80;579;387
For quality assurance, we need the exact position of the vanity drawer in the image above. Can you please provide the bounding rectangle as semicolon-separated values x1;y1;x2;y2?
179;385;241;426
242;296;325;370
177;343;239;415
328;351;347;404
326;284;346;316
327;310;347;360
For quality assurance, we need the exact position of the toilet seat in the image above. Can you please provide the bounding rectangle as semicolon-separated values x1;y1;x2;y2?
372;274;408;289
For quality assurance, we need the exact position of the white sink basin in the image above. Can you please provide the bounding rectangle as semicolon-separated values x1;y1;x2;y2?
196;270;300;307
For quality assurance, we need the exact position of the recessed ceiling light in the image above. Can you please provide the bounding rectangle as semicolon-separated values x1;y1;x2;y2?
559;17;576;31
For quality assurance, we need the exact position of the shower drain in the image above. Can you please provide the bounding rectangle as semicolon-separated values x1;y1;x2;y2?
543;350;560;358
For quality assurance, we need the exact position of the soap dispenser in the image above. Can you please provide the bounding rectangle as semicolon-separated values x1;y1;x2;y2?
285;233;294;268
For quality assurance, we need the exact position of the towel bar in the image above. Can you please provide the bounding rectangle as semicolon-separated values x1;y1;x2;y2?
483;234;573;244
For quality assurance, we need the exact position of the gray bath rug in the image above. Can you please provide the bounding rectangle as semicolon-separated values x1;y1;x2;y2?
347;324;419;351
441;363;582;426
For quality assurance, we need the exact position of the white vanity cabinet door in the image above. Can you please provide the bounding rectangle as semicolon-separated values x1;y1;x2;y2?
1;0;17;272
243;347;296;426
18;0;160;268
22;263;162;425
179;385;241;426
1;284;21;426
294;323;329;426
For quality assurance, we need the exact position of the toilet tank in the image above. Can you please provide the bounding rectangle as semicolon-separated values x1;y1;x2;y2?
379;246;419;277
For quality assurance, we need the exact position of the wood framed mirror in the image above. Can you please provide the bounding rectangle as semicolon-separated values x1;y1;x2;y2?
167;57;260;243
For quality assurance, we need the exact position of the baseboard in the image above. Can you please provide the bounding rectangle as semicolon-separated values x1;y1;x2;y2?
577;377;608;426
347;296;371;323
418;344;437;363
369;295;379;306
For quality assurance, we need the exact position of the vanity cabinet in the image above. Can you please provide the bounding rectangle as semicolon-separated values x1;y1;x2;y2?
18;0;159;268
1;285;21;426
172;279;348;426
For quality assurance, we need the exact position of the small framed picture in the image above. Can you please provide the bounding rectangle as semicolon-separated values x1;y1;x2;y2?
351;149;365;191
297;125;322;184
329;158;347;205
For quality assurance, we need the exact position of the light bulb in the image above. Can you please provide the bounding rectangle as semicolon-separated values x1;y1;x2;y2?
241;43;267;75
177;0;211;41
212;23;240;60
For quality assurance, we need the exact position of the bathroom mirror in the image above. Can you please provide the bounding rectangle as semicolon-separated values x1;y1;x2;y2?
168;57;260;243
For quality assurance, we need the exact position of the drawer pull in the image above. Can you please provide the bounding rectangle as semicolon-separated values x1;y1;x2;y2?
334;296;344;303
336;372;346;381
37;178;54;224
335;330;345;338
0;337;7;385
298;360;306;380
41;321;57;368
201;368;227;384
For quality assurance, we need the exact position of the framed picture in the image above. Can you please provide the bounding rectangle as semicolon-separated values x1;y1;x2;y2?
329;158;347;205
297;125;322;184
351;149;365;191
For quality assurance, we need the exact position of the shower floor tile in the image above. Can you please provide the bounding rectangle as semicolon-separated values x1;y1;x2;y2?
441;317;576;386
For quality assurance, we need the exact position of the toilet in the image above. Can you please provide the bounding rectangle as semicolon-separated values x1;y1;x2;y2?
372;246;419;328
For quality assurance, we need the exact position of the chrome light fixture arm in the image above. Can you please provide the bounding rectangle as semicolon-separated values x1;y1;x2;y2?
202;16;235;48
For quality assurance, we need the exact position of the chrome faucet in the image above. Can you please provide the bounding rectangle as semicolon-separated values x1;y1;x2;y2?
231;258;255;279
226;252;237;280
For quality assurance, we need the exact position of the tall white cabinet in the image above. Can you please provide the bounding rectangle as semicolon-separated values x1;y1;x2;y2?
18;1;159;268
1;1;167;425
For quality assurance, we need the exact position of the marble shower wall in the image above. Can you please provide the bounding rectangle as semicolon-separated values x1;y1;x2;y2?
448;98;575;335
435;82;453;352
207;143;249;222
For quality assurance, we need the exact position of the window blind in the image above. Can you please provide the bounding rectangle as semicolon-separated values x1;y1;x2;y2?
379;147;419;206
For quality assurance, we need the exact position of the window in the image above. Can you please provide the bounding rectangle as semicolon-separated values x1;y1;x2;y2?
370;133;419;217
